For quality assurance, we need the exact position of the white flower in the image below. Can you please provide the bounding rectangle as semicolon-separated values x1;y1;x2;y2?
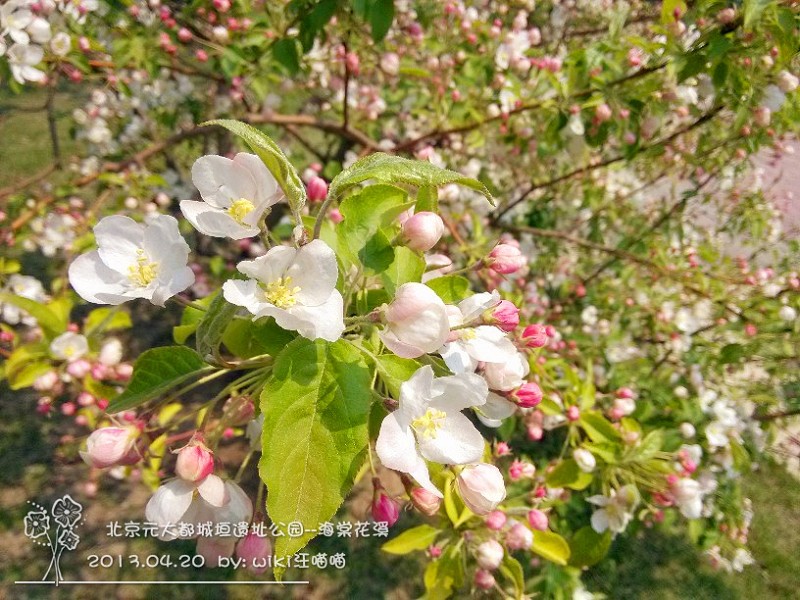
573;448;596;473
672;478;703;519
1;274;46;326
475;392;517;428
27;16;51;44
180;153;284;239
68;215;194;307
457;463;507;515
7;43;46;84
779;305;797;321
1;1;33;45
98;337;123;366
588;485;639;534
223;239;344;342
145;476;252;541
731;548;755;572
50;332;89;362
439;292;518;374
50;31;71;56
31;212;77;256
375;366;488;497
482;350;529;391
379;283;450;358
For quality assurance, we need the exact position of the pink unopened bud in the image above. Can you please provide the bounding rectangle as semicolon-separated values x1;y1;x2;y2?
505;522;533;550
510;382;542;408
521;323;549;348
306;176;328;202
495;441;511;457
329;208;344;224
195;49;209;62
402;212;445;252
178;27;192;43
66;358;91;378
476;539;504;570
80;426;139;469
213;0;231;11
527;509;548;531
474;569;496;590
509;459;536;481
236;531;272;575
566;405;580;421
345;51;360;75
485;510;507;530
717;7;736;24
487;243;526;274
457;463;506;515
486;300;519;332
410;487;442;516
616;387;635;399
78;36;91;52
595;103;612;123
372;481;400;526
175;440;214;482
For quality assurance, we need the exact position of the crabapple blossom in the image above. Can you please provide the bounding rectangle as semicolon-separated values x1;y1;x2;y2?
401;211;445;252
457;463;507;515
672;478;704;519
527;509;549;531
68;215;194;307
475;392;517;428
573;448;596;473
180;153;284;239
487;243;526;274
306;175;328;202
236;532;272;575
588;485;640;534
371;488;400;526
476;539;504;570
175;441;215;482
378;283;450;358
376;366;488;497
509;382;542;408
410;487;442;516
505;521;533;550
474;569;496;590
80;426;140;469
485;510;507;531
222;239;345;342
482;351;530;391
49;332;89;362
7;43;45;83
145;475;252;540
1;274;46;326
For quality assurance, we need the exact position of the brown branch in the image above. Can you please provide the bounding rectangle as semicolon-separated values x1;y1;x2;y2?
0;163;57;203
492;105;724;221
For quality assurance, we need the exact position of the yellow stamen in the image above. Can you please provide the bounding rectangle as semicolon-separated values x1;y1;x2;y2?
460;329;477;340
127;250;159;287
227;198;256;224
263;276;301;309
411;408;447;439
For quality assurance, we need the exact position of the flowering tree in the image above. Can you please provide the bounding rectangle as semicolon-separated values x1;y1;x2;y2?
1;0;799;596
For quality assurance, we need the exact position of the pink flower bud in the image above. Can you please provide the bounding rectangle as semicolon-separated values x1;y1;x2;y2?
33;370;59;391
486;300;519;332
178;27;192;43
476;540;504;570
595;103;612;122
213;0;231;12
495;442;511;457
527;509;548;531
175;441;214;482
510;382;542;408
521;323;549;348
474;569;496;590
457;463;506;515
345;51;360;74
236;532;272;575
329;208;344;224
195;49;209;62
487;244;526;274
402;212;445;252
616;387;636;399
66;359;91;378
306;176;328;202
505;522;533;550
410;487;442;516
566;405;580;421
80;426;139;469
372;491;400;526
717;7;736;24
78;36;90;52
485;510;507;530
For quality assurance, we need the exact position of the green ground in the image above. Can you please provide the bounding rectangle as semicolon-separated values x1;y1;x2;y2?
2;90;800;599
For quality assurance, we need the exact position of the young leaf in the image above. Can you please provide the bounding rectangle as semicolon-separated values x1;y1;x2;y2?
108;347;210;412
195;293;239;359
203;119;307;218
328;152;494;205
381;524;440;555
381;246;425;295
370;0;395;42
222;317;296;358
569;526;612;567
531;529;571;566
259;338;373;577
424;275;472;304
545;459;593;490
0;293;67;339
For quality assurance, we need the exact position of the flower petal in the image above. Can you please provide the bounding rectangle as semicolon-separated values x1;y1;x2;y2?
286;240;338;306
145;479;196;527
417;411;484;465
237;246;297;283
233;153;282;206
68;251;132;305
94;215;145;273
430;372;488;413
284;290;344;341
376;412;420;474
191;155;257;208
197;474;230;507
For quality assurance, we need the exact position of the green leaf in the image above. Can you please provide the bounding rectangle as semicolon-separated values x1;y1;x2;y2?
203;119;306;217
369;0;395;42
424;276;471;304
415;185;438;213
375;354;420;398
531;529;571;566
743;0;771;29
337;184;408;270
381;524;440;555
569;526;612;567
272;38;300;73
260;338;373;576
499;555;525;600
9;360;52;390
0;293;66;339
580;412;622;443
381;246;425;295
195;294;239;359
719;343;745;364
108;347;209;412
222;317;296;358
328;152;494;205
84;308;132;336
545;459;593;490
